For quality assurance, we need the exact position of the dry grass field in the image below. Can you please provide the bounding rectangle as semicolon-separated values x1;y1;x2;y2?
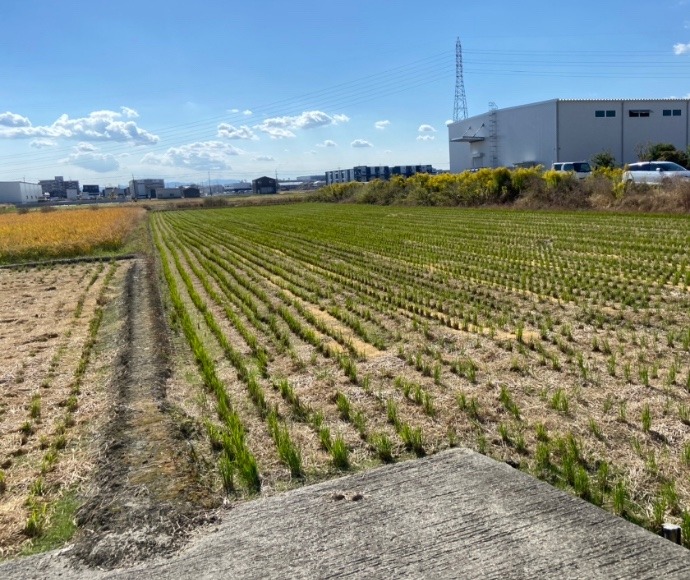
0;261;125;557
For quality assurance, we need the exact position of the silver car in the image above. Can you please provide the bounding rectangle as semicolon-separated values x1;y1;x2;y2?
622;161;690;184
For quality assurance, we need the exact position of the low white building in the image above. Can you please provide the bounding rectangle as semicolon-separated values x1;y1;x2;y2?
129;178;165;199
448;99;690;172
155;188;183;199
0;181;44;204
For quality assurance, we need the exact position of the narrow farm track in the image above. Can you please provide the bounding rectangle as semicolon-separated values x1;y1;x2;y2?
71;258;214;569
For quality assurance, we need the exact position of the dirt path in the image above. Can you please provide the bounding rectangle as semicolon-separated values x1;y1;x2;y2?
70;257;216;569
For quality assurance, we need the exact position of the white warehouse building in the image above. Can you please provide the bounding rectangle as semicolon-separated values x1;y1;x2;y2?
0;181;44;204
448;99;690;172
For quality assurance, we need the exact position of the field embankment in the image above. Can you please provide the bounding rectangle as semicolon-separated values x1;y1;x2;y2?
310;168;690;213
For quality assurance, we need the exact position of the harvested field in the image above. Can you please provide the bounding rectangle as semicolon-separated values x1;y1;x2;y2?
0;261;124;557
151;203;690;543
0;257;217;564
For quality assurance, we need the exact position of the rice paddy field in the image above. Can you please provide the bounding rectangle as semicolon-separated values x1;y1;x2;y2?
2;200;690;559
151;203;690;541
0;206;145;264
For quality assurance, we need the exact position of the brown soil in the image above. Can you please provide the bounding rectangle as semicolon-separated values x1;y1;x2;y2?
0;255;218;568
70;257;218;569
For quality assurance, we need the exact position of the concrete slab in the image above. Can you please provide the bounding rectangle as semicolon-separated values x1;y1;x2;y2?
3;448;690;579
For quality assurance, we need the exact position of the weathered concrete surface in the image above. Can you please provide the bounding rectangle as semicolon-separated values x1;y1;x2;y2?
3;448;690;579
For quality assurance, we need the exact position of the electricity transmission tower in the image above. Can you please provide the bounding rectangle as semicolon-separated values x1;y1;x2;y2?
453;38;468;122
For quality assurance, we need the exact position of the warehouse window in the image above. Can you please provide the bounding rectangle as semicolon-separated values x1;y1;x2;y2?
629;110;651;117
674;109;682;116
595;110;605;117
595;110;616;118
606;110;615;117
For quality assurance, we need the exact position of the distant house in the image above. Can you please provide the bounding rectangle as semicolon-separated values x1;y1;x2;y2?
252;176;278;195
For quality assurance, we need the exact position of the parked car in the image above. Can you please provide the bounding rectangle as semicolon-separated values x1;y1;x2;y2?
622;161;690;184
551;161;592;180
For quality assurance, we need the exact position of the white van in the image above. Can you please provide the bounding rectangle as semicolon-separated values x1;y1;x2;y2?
551;161;592;180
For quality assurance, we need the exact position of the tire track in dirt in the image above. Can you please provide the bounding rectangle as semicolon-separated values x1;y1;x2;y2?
70;257;217;570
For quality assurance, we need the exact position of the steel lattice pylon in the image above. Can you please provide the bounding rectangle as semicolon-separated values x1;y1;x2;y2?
453;38;468;122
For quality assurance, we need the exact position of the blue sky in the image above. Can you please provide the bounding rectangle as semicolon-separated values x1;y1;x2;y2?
1;0;689;185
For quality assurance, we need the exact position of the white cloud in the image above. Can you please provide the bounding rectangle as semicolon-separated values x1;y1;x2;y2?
351;139;372;148
417;135;435;141
252;155;274;161
0;112;31;127
218;123;258;140
120;106;139;118
142;141;242;170
255;110;349;137
30;138;57;149
374;120;390;130
0;107;159;144
229;108;240;113
316;140;337;147
259;126;297;139
418;124;437;133
445;119;454;126
62;143;120;173
674;42;690;55
243;109;253;116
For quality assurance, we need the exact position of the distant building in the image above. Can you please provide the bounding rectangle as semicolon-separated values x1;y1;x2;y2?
39;176;80;198
182;186;201;198
0;181;44;204
225;182;252;194
155;187;183;199
129;179;165;199
278;180;304;191
448;98;690;172
252;176;278;194
104;187;126;198
391;165;434;177
83;185;100;195
296;174;326;182
325;165;433;185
